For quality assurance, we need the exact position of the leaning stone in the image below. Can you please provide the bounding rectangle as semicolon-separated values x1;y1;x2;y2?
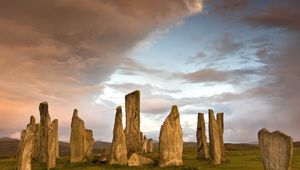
209;109;222;165
196;113;209;160
258;128;293;170
16;116;36;170
159;105;183;167
109;106;128;165
70;109;86;162
124;90;141;153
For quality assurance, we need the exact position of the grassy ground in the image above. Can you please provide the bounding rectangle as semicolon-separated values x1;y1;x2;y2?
1;147;299;170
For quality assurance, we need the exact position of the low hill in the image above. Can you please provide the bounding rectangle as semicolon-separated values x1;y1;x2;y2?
0;137;299;157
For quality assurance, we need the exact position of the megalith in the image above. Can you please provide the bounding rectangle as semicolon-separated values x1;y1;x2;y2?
124;90;141;153
217;112;225;161
142;135;148;153
70;109;86;162
147;139;153;153
209;109;222;165
38;102;51;163
109;106;128;165
159;105;183;167
85;129;94;155
258;128;293;170
16;116;36;170
47;120;56;169
196;113;209;160
52;119;59;158
33;123;40;160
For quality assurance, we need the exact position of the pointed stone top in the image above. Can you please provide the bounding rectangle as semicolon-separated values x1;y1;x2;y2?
208;109;214;114
116;105;122;111
29;115;36;125
39;102;48;113
170;105;179;117
73;109;78;117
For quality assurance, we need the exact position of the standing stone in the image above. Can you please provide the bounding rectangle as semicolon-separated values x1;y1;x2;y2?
85;129;94;155
109;106;128;165
38;102;51;163
217;112;225;161
209;109;221;165
53;119;59;158
124;90;141;153
142;135;148;153
47;121;56;169
258;128;293;170
70;109;86;162
16;116;36;170
159;105;183;167
196;113;209;160
147;139;153;153
33;123;40;160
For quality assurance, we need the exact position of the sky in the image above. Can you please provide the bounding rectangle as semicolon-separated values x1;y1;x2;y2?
0;0;299;143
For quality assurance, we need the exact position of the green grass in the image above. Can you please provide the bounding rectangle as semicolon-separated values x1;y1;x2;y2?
1;147;300;170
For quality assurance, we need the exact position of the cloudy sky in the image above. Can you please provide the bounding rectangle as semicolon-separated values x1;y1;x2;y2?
0;0;299;143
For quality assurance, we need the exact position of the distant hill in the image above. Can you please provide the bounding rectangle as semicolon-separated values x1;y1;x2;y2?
0;137;299;157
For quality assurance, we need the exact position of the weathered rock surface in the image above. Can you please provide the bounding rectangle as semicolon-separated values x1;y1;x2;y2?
85;129;94;155
33;123;40;160
142;135;148;153
258;128;293;170
70;109;86;163
217;112;225;161
47;121;56;169
53;119;59;158
124;90;141;153
147;139;153;153
128;153;139;166
109;106;128;165
16;116;36;170
38;102;51;163
128;153;155;166
196;113;209;160
209;109;222;165
159;105;183;167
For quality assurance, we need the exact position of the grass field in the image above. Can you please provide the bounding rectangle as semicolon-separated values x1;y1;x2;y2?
1;146;299;170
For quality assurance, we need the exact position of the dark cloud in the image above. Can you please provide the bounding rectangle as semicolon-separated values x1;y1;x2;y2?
205;0;248;13
182;68;258;84
244;0;300;32
0;0;203;139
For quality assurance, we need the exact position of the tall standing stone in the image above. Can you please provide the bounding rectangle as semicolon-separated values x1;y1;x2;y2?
258;128;293;170
147;139;153;153
16;116;36;170
159;105;183;167
38;102;51;163
85;129;94;155
142;135;148;153
217;112;225;161
109;106;128;165
196;113;209;160
124;90;141;153
47;121;56;169
209;109;222;165
70;109;86;163
33;123;40;160
53;119;59;158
